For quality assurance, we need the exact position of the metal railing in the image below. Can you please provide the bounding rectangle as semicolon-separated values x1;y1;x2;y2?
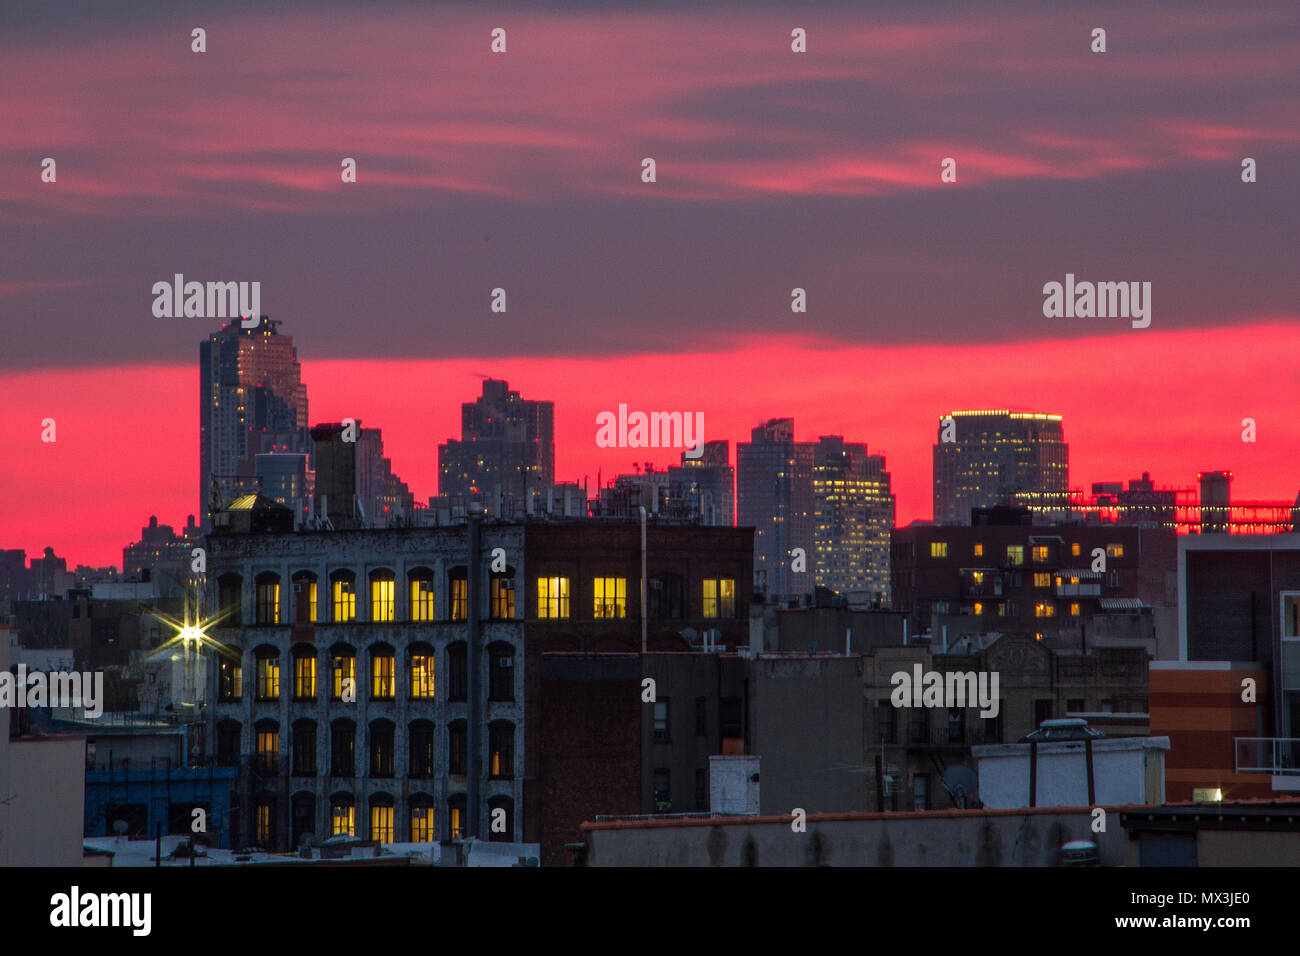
1234;737;1300;774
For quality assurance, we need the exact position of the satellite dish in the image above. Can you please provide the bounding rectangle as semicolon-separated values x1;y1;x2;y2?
940;765;978;809
679;627;698;643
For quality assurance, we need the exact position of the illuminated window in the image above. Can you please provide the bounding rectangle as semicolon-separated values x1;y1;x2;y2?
370;572;395;622
331;652;355;700
449;571;468;621
1034;602;1056;618
537;576;571;619
255;726;279;774
1071;543;1081;557
410;652;434;699
491;573;515;619
973;543;984;557
1070;602;1081;616
219;658;243;701
256;653;280;700
255;802;273;844
1006;546;1024;566
409;572;435;621
371;648;395;699
489;722;514;779
293;653;316;699
1033;572;1051;588
973;602;984;615
449;804;464;841
702;578;736;618
331;800;354;837
331;573;356;622
1032;545;1049;563
255;575;280;624
971;571;984;584
930;541;949;558
370;804;394;844
1106;544;1124;558
593;577;628;619
410;805;436;842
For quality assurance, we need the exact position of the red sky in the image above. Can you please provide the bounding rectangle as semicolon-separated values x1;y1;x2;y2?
4;320;1297;568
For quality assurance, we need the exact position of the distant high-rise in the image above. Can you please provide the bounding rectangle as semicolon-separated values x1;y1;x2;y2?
669;441;735;526
312;422;414;529
200;317;310;529
812;436;895;603
933;410;1068;525
738;419;814;599
438;379;555;512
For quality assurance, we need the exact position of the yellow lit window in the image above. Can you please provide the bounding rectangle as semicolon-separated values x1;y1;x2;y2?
257;656;280;699
973;602;984;615
256;729;278;759
411;653;434;699
1006;546;1024;566
1071;543;1081;557
372;652;395;699
973;543;984;557
449;806;464;840
294;655;316;699
331;803;354;837
1070;602;1080;616
971;571;984;584
537;576;571;619
219;659;243;700
491;577;515;619
411;807;435;843
370;805;394;844
303;579;317;622
1106;544;1124;558
1034;602;1056;618
1033;572;1051;588
1032;545;1049;563
370;575;394;621
333;577;356;622
930;541;949;558
332;655;355;700
256;581;280;624
256;803;272;844
593;577;627;619
702;578;735;618
410;577;435;621
450;577;468;621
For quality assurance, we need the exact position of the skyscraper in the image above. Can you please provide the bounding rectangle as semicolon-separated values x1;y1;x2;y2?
311;422;415;528
738;419;814;600
438;379;555;512
668;440;735;526
812;436;895;603
932;410;1068;525
200;317;310;529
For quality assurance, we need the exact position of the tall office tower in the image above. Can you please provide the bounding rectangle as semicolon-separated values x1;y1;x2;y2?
438;379;555;512
311;422;414;529
1199;470;1232;534
200;317;310;529
738;418;814;600
932;410;1068;525
812;436;895;603
669;441;735;526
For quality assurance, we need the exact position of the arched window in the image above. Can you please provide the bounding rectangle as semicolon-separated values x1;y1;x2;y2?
291;645;316;700
408;642;435;700
330;643;356;701
330;570;356;622
369;569;395;622
255;572;281;625
448;720;467;776
216;719;241;766
330;719;356;777
369;719;395;778
488;642;515;702
369;793;395;844
217;645;243;701
217;573;243;623
490;566;516;620
408;720;435;778
370;643;395;700
448;566;468;621
447;793;466;841
292;571;318;623
409;794;435;843
254;645;280;700
254;719;279;775
408;568;435;622
290;792;316;851
447;642;467;702
329;792;355;837
488;720;514;780
291;719;317;777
